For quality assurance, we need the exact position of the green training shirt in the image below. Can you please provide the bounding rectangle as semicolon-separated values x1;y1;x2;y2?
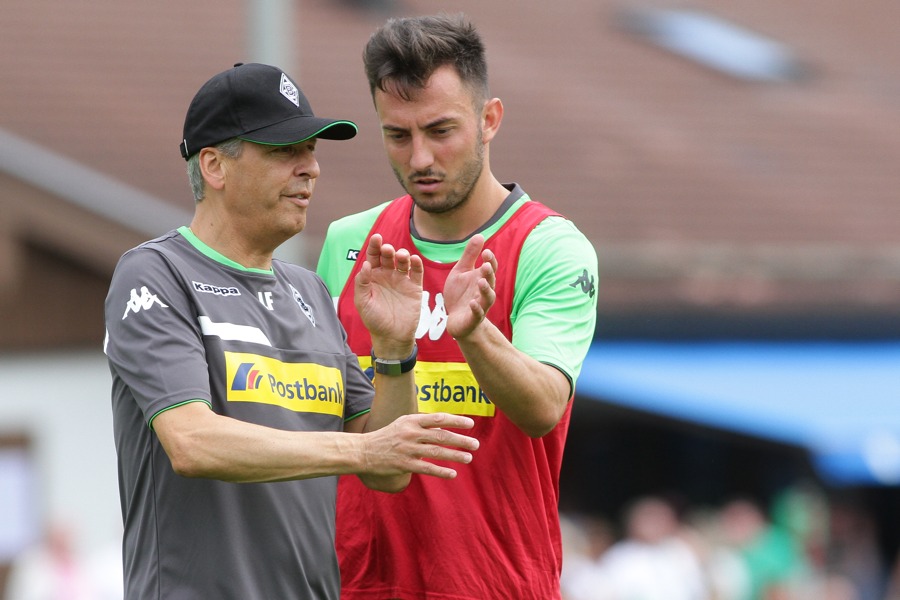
316;184;598;386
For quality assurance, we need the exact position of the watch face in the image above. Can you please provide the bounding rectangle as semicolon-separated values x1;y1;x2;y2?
372;345;418;376
374;361;403;376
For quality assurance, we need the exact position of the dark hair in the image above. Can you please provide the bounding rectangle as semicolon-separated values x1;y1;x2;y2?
363;13;489;103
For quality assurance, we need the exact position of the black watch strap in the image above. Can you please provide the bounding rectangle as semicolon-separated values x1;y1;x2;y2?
371;344;418;376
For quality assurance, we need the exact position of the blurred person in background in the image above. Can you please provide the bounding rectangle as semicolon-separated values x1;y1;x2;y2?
825;499;887;600
316;12;598;599
560;513;616;600
714;488;832;600
3;521;119;600
588;495;709;600
884;556;900;600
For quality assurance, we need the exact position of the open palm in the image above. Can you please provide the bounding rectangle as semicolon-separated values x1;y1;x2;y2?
354;234;424;346
443;234;498;339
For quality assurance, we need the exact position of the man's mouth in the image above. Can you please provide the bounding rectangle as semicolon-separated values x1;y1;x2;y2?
410;176;442;194
285;192;311;207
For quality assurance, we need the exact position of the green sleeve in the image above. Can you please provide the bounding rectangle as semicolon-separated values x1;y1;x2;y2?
316;203;390;299
511;217;598;387
317;204;599;392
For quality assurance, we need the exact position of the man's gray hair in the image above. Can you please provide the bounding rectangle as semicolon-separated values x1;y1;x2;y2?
186;138;244;202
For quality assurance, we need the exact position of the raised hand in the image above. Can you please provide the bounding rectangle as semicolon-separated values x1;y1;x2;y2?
354;233;424;354
442;234;498;340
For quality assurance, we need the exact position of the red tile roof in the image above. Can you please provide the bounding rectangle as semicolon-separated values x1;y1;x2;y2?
3;0;900;316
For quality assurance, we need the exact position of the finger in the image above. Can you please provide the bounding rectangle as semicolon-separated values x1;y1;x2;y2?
481;248;496;270
428;428;481;452
461;277;494;319
410;439;478;479
419;444;474;465
393;248;411;273
479;263;496;289
468;298;486;322
378;243;397;270
355;261;373;288
415;413;476;431
408;255;424;285
476;278;495;310
365;234;384;268
411;462;460;480
480;248;497;286
455;234;485;272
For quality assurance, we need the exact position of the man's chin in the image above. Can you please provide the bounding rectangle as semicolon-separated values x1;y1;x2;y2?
278;219;307;242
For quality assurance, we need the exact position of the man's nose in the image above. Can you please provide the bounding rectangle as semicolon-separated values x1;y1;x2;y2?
296;154;320;179
409;137;434;172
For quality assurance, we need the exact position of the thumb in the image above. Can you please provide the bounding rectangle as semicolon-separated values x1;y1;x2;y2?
454;234;485;272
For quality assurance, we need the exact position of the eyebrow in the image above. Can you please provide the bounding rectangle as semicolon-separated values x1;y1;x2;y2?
382;116;456;133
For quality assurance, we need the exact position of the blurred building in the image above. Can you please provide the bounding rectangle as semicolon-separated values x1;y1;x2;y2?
3;0;900;347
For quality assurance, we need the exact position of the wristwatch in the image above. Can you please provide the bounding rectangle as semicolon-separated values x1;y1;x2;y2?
371;344;418;376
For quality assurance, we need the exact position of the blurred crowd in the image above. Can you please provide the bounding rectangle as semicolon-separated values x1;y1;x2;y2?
2;522;121;600
4;483;898;599
562;484;899;600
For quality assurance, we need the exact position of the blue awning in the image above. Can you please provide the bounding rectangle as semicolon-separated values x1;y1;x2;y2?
576;342;900;486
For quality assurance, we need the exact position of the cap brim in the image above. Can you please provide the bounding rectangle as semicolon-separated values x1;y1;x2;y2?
240;116;358;145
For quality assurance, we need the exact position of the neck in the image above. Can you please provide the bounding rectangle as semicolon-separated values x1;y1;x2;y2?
190;206;276;271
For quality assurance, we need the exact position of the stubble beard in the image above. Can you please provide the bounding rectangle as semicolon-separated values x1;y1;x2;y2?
395;137;485;216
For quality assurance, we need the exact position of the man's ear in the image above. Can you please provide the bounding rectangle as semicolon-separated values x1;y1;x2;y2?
481;97;503;144
199;147;227;191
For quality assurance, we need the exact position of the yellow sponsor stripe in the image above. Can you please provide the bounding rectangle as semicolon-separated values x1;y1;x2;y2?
359;357;495;417
226;352;344;417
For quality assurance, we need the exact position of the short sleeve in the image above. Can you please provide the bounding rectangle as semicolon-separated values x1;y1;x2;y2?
104;247;212;424
511;217;599;385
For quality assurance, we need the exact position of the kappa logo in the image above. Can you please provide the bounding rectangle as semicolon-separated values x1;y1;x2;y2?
416;291;448;341
122;286;168;319
569;269;596;298
193;281;241;297
279;73;300;107
290;284;316;326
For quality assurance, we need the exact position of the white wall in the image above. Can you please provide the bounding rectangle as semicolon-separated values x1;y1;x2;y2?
0;349;121;558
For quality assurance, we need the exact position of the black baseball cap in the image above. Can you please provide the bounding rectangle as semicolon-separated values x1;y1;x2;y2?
179;62;358;160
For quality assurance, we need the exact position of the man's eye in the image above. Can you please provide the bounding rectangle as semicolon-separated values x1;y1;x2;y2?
429;127;455;138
